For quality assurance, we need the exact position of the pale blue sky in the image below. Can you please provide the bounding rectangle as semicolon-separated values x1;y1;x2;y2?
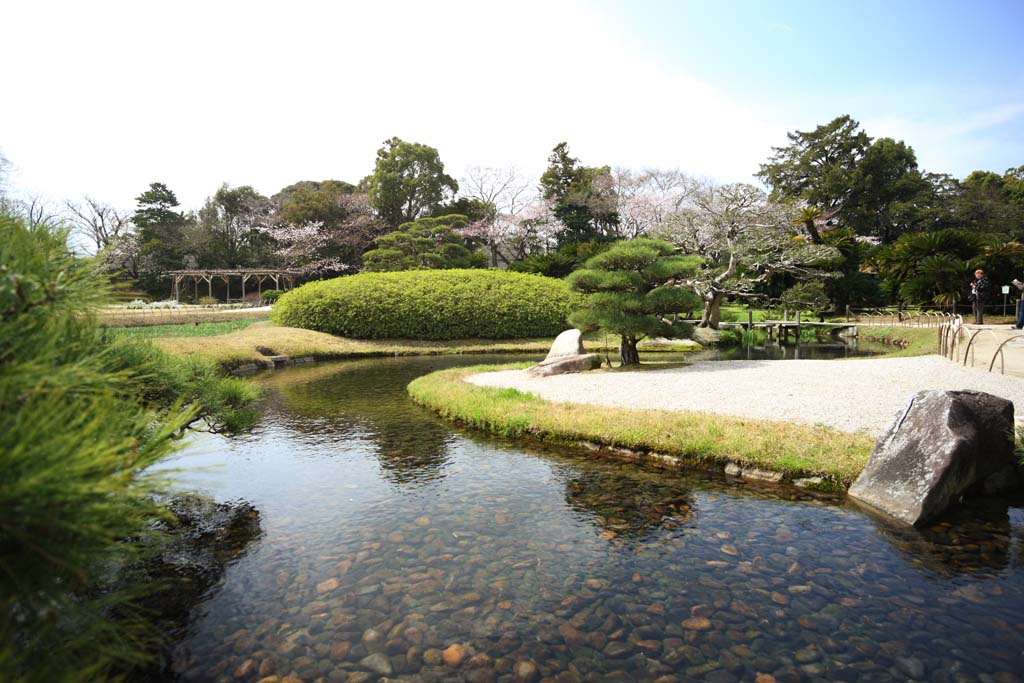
1;0;1021;210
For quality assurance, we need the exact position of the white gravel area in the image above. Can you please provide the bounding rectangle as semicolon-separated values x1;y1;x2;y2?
467;356;1024;436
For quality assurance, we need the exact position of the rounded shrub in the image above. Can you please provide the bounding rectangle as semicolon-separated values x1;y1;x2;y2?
260;289;284;304
271;269;583;340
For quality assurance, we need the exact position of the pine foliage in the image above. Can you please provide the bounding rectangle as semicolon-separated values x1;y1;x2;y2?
0;211;193;682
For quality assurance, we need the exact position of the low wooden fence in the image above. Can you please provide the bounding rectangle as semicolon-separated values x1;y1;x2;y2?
97;304;271;328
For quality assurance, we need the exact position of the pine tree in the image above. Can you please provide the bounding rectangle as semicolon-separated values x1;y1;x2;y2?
566;238;701;365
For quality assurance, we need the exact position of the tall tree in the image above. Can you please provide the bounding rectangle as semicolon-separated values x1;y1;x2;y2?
133;182;185;240
195;184;275;268
364;137;458;227
657;181;839;328
133;182;190;293
273;179;356;227
757;116;931;243
539;142;619;246
951;169;1024;234
757;115;870;227
845;137;932;243
566;238;701;365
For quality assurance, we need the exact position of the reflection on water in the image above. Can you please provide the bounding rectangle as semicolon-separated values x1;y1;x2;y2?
164;355;1024;683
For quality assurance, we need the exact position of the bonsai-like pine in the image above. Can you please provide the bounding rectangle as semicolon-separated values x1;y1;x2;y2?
566;238;701;365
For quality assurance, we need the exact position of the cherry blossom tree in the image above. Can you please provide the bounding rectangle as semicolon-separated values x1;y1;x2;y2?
257;193;384;277
459;197;563;266
458;166;545;266
611;168;691;239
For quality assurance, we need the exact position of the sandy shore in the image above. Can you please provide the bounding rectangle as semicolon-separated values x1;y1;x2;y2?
468;356;1024;436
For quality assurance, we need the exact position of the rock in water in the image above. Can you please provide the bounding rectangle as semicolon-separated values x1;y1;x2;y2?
848;390;1018;526
359;652;393;676
527;329;601;377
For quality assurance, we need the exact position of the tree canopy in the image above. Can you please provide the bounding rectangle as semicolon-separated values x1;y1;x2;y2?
361;214;486;271
757;115;932;243
540;142;619;246
364;137;459;227
566;238;701;365
657;181;839;328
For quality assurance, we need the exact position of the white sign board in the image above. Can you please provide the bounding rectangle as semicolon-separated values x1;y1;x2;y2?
1003;285;1011;294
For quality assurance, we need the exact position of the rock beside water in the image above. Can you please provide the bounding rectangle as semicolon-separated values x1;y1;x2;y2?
527;329;601;377
848;390;1019;526
543;329;586;360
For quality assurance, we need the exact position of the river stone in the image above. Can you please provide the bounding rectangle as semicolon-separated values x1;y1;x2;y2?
848;390;1017;526
360;652;393;675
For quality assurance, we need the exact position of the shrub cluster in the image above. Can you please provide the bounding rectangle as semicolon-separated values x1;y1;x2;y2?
272;269;583;340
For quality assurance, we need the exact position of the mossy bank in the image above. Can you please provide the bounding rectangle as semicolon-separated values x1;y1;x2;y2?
408;365;875;490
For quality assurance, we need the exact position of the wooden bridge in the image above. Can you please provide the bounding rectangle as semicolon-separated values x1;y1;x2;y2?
717;312;858;342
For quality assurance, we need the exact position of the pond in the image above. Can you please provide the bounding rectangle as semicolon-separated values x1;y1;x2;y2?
164;355;1024;683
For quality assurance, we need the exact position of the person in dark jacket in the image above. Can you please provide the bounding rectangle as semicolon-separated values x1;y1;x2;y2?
968;269;992;324
1012;276;1024;329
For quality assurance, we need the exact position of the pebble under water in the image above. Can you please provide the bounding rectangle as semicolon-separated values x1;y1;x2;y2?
164;355;1024;683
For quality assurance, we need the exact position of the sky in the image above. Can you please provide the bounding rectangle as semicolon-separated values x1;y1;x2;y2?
1;0;1022;212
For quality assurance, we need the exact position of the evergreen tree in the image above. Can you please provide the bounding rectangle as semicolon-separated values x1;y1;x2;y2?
362;214;486;271
133;182;189;294
539;142;619;246
0;209;193;682
566;238;700;365
364;137;459;227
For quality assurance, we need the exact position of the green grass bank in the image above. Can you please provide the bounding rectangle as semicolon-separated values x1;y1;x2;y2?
408;365;876;489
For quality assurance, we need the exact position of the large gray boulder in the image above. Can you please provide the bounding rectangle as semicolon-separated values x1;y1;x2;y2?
527;329;601;377
848;390;1018;526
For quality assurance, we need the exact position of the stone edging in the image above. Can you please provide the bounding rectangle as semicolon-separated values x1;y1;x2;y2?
563;440;834;493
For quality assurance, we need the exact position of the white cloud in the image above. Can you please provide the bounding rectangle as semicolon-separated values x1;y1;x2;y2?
865;101;1024;176
0;0;781;210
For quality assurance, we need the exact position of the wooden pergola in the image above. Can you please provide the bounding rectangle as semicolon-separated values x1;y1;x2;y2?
167;269;299;302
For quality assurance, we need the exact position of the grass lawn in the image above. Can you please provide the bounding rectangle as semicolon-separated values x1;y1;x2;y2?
106;319;260;339
408;365;875;487
857;326;938;357
149;321;616;369
142;318;939;370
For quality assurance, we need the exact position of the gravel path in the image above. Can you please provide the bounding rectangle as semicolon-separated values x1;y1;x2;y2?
467;356;1024;436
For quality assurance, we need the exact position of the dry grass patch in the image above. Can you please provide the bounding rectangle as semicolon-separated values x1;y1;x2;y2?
409;365;875;487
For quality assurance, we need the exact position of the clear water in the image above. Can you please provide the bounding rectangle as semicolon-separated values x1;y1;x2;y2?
165;355;1024;683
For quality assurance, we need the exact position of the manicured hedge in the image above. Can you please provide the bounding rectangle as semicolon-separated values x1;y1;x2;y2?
271;269;583;340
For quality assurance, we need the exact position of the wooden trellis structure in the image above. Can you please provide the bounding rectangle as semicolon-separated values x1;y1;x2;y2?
167;269;299;302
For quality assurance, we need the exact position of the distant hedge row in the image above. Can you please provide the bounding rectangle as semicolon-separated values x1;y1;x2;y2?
271;269;583;340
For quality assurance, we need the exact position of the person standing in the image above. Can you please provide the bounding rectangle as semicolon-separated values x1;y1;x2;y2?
968;269;992;324
1012;277;1024;329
